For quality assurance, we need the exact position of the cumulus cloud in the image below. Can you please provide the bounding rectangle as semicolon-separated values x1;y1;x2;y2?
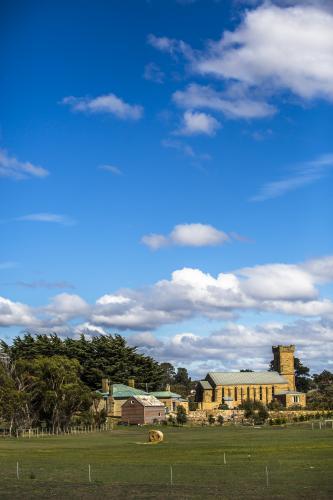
0;296;38;327
129;319;333;376
15;213;76;225
62;93;143;120
142;223;229;249
150;3;333;122
1;255;333;334
177;111;220;136
43;293;90;323
0;149;49;180
251;152;333;201
195;3;333;101
90;256;333;330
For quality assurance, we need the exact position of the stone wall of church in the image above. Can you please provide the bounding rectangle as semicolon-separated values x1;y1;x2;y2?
200;382;290;409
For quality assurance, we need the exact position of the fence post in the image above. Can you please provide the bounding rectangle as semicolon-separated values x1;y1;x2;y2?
265;466;269;487
16;461;19;480
223;452;226;465
88;464;92;483
170;465;173;486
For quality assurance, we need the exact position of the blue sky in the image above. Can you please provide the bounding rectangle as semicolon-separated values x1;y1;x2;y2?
1;0;333;376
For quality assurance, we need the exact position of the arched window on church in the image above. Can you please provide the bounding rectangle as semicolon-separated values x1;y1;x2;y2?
259;386;263;400
234;387;238;401
253;388;256;400
222;387;225;399
272;386;275;397
266;387;269;401
241;387;244;401
228;388;231;397
247;387;250;400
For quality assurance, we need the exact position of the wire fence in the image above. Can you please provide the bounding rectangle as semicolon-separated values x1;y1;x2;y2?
0;461;331;491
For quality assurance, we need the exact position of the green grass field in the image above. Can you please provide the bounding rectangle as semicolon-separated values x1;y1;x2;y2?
0;424;332;499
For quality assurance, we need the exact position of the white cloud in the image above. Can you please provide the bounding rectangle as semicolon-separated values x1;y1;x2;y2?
62;93;143;120
98;164;123;175
0;296;38;327
238;263;318;301
16;213;76;225
129;319;333;376
143;62;165;83
251;152;333;201
2;255;333;334
150;3;333;123
173;83;276;119
171;223;228;246
142;223;229;249
177;110;220;136
90;256;333;330
141;234;169;250
195;3;333;101
0;149;49;180
44;293;89;323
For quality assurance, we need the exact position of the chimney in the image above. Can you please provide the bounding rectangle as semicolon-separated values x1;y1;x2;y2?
102;378;110;394
166;384;171;392
128;378;135;388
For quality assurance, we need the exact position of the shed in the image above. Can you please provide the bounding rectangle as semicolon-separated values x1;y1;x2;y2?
121;395;166;425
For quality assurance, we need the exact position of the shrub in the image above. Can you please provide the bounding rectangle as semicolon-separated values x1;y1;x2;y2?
176;405;187;425
168;415;176;425
217;415;224;426
240;400;269;424
208;415;215;425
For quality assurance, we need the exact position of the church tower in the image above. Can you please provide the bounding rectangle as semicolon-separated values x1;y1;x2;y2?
272;345;295;390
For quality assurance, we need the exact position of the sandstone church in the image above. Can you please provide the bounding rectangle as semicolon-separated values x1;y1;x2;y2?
195;345;306;409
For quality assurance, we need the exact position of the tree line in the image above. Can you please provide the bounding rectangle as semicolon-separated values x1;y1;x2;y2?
0;333;192;433
0;333;332;433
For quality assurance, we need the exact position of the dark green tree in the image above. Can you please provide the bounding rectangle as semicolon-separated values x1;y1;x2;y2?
176;405;187;425
160;362;176;386
307;370;333;409
3;333;164;391
174;367;191;386
269;356;312;392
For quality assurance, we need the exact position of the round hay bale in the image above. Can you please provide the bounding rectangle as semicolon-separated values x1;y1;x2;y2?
148;430;164;443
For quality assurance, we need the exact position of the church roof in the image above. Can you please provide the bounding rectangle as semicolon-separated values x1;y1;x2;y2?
199;380;212;390
207;371;288;386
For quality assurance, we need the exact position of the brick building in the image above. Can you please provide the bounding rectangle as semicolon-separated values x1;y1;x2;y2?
121;395;166;425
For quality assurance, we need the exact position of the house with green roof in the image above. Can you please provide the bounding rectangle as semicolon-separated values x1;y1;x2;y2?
95;379;189;418
95;378;148;418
